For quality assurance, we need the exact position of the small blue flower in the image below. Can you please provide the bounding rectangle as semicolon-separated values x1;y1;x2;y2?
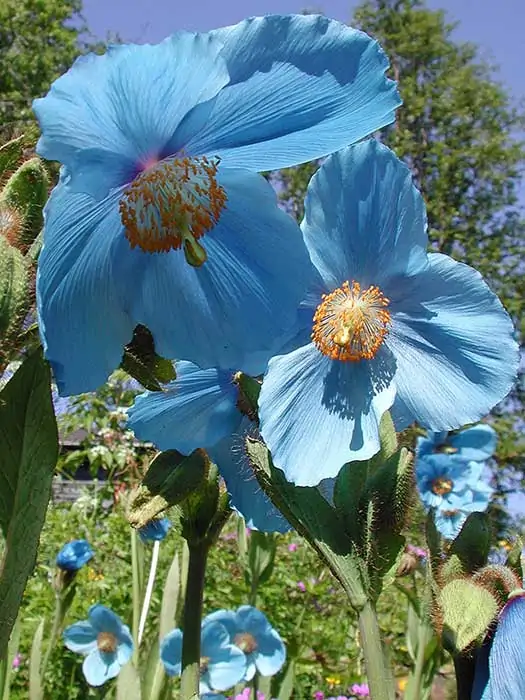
257;141;518;485
416;424;497;463
473;591;525;699
128;361;289;534
160;621;246;692
137;517;171;543
204;606;286;681
56;540;94;571
33;16;400;396
63;604;133;686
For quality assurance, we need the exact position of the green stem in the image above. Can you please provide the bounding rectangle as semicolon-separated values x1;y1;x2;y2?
41;593;64;674
404;619;431;700
358;601;394;700
180;541;208;700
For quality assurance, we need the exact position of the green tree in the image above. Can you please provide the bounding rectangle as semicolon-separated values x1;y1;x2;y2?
0;0;84;139
279;0;525;532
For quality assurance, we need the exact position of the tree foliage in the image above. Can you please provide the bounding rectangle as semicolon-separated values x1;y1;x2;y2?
0;0;84;140
279;0;525;532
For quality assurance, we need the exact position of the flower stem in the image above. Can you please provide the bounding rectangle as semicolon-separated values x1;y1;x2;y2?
41;593;65;674
138;540;160;646
180;541;208;700
358;600;395;700
453;653;476;700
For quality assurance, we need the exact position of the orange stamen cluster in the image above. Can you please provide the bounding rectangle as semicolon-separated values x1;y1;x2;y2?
234;632;258;654
119;155;227;264
311;280;391;362
431;476;453;496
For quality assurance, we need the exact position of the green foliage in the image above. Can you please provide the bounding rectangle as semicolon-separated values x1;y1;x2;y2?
0;350;58;659
0;0;84;140
439;579;498;653
0;158;49;247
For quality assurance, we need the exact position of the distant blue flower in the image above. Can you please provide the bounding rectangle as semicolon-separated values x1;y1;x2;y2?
56;540;94;571
416;424;497;463
433;490;491;540
160;621;246;692
128;361;290;533
138;517;171;543
258;140;518;486
63;604;133;686
33;16;400;396
204;606;286;681
473;591;525;700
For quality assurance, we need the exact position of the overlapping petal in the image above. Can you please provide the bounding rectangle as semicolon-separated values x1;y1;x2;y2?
125;168;311;372
34;34;230;196
63;622;97;654
487;595;525;700
190;15;400;169
301;139;428;291
82;650;121;686
37;177;135;395
449;424;498;462
259;342;396;486
160;629;183;676
388;253;518;430
128;362;239;453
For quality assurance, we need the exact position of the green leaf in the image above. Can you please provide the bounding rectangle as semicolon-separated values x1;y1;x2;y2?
159;551;180;641
248;531;277;588
447;512;491;574
0;158;49;246
0;615;20;700
28;620;44;700
0;137;24;182
333;460;368;542
276;659;295;700
245;438;368;610
0;234;28;356
121;325;176;391
0;350;58;658
128;449;208;528
505;537;524;582
440;579;498;653
116;662;142;700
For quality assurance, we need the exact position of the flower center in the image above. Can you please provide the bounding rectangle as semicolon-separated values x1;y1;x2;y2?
431;476;453;496
311;281;391;362
200;655;210;672
435;444;458;455
97;632;117;654
119;155;227;266
234;632;258;654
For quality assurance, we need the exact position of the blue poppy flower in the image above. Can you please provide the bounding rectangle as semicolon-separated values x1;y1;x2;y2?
56;539;94;571
416;424;497;463
63;604;133;686
433;489;492;540
128;361;289;533
416;453;493;511
33;16;400;396
472;591;525;700
257;140;518;486
160;621;246;692
137;517;171;543
204;606;286;681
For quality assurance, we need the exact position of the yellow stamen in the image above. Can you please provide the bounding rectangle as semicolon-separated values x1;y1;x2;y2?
234;632;258;654
97;632;117;654
311;280;391;362
119;155;227;265
431;476;453;496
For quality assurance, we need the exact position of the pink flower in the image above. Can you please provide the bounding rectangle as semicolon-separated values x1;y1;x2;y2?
406;544;427;559
297;581;306;592
12;653;21;669
314;693;325;700
350;683;370;697
288;542;298;552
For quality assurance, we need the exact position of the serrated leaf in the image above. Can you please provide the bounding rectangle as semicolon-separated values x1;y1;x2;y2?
245;438;368;609
128;449;208;528
116;661;142;700
440;579;498;653
0;350;58;658
29;620;44;700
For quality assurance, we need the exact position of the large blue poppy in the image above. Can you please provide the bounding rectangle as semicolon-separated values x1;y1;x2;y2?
473;592;525;700
258;140;518;485
34;15;401;395
127;361;289;533
417;424;497;463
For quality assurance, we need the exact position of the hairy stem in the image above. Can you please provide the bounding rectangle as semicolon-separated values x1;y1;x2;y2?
358;600;395;700
180;541;208;700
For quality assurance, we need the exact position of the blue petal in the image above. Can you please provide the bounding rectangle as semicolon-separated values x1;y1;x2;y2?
472;638;493;700
416;431;446;457
202;610;237;640
37;177;135;395
209;418;291;533
451;424;497;462
236;606;273;638
82;650;121;686
138;517;172;543
160;628;183;676
434;509;466;540
56;539;94;571
259;342;396;486
128;362;240;453
116;629;134;666
254;628;286;677
63;622;97;654
388;253;519;430
34;34;230;197
189;15;400;170
201;621;231;656
205;644;246;691
126;167;311;372
88;605;124;636
301;140;428;292
489;595;525;700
